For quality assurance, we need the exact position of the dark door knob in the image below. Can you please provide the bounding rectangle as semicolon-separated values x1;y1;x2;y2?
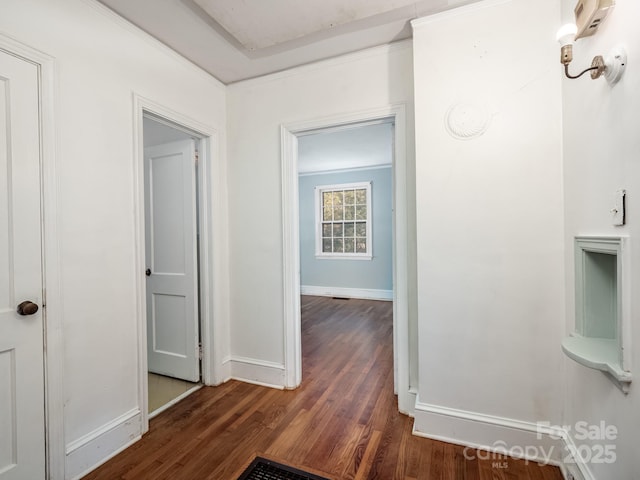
145;268;151;277
17;301;39;316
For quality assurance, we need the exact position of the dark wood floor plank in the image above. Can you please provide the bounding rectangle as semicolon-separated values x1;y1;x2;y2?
82;296;564;480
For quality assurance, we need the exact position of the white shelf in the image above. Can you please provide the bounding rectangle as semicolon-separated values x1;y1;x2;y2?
562;335;632;393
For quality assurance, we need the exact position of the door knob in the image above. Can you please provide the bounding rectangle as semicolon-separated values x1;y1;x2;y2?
145;268;151;277
17;301;39;316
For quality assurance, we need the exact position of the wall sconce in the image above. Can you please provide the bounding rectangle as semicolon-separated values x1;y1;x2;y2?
556;23;626;85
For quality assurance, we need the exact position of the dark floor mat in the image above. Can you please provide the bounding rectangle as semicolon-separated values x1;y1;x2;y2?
237;457;330;480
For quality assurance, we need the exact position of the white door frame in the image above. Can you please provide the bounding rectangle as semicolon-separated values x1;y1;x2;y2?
133;95;221;432
281;104;414;414
0;35;65;479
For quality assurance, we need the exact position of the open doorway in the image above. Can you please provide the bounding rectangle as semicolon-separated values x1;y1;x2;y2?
142;115;203;417
297;121;393;301
297;120;394;383
281;105;413;414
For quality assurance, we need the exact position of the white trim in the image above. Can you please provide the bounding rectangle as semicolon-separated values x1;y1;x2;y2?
299;164;392;177
218;355;232;385
412;401;607;480
281;125;302;389
226;356;286;390
413;400;566;467
148;384;202;419
281;103;412;411
390;106;410;409
619;237;632;375
314;181;372;259
132;95;223;435
296;117;393;138
301;285;392;301
0;33;65;480
411;0;513;29
415;401;566;437
314;255;372;261
65;409;142;480
561;430;595;480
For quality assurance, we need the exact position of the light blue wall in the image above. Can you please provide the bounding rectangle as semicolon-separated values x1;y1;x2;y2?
298;167;392;291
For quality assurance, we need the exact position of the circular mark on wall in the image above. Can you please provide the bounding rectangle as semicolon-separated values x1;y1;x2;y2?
444;103;491;140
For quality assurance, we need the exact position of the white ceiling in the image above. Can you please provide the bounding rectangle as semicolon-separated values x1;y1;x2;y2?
298;122;393;175
97;0;481;84
194;0;421;51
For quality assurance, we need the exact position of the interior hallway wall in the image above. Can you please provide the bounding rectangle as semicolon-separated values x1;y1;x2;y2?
226;41;418;391
0;0;229;477
411;0;565;454
560;0;640;477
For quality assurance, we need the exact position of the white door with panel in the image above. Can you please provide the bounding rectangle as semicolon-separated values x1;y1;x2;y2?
0;51;45;479
144;139;200;382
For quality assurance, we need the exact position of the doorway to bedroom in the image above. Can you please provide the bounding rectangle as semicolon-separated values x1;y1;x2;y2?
297;121;395;393
281;105;412;413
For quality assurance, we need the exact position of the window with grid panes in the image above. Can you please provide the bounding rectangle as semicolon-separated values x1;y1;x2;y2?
315;182;372;259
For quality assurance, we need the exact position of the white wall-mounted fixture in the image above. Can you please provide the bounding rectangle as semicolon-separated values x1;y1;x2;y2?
574;0;615;40
563;236;631;393
556;23;626;84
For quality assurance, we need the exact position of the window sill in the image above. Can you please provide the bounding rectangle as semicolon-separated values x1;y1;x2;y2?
562;335;632;393
315;254;372;261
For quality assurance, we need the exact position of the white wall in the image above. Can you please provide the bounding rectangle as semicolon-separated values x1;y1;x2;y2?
0;0;229;478
412;0;565;459
226;42;416;386
561;0;640;477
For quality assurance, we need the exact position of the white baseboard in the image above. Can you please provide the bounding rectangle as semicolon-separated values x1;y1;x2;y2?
400;388;418;418
218;355;232;384
300;285;392;301
561;432;594;480
226;356;285;389
65;408;142;480
413;400;566;468
412;398;611;479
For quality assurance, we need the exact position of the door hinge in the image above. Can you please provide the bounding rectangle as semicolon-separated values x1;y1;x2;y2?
195;150;199;166
198;343;203;360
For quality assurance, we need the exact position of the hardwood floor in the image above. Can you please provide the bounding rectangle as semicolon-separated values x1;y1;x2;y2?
83;296;563;480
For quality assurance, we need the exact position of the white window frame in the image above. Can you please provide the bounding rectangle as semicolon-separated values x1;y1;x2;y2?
314;181;372;260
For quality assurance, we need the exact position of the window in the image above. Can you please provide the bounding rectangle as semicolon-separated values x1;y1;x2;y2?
315;182;372;259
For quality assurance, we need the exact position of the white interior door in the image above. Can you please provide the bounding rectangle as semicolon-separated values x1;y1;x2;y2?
144;139;200;382
0;51;45;479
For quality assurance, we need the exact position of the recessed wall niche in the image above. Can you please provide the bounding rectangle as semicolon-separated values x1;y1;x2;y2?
562;236;632;393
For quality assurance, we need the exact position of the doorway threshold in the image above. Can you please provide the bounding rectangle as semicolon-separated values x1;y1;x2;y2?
148;375;202;419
